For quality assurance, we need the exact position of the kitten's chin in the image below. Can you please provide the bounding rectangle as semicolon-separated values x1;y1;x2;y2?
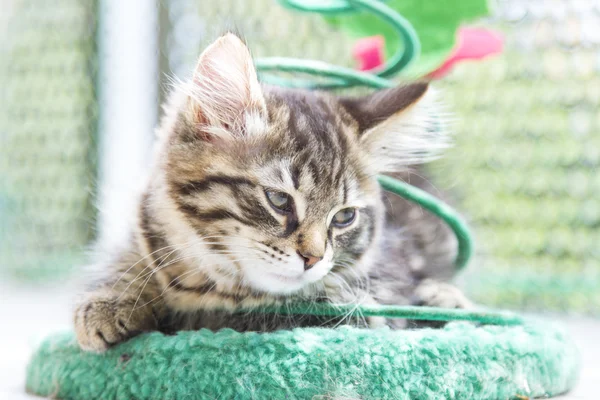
244;270;307;295
242;261;331;295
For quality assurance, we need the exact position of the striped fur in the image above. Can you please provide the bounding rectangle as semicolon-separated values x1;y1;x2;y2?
74;34;470;352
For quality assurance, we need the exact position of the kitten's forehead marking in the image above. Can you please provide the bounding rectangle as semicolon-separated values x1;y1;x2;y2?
266;90;368;213
258;159;294;188
259;160;308;222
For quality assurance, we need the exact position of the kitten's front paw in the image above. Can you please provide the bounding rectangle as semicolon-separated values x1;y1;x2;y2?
413;279;473;309
73;294;157;352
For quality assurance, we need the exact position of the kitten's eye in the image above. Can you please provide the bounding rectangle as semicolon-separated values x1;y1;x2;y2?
265;190;293;213
332;208;357;228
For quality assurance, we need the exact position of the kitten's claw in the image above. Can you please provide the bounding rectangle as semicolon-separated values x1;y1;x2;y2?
74;294;157;352
413;279;473;309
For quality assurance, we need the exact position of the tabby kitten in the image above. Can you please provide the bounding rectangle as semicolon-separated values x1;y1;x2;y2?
74;33;471;352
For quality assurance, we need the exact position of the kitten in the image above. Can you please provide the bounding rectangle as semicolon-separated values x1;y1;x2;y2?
74;33;471;352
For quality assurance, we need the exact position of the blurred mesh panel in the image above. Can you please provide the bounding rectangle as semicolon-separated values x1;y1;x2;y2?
435;0;600;313
0;1;97;280
161;0;354;85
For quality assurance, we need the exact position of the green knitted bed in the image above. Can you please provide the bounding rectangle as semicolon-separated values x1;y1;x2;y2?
26;319;579;400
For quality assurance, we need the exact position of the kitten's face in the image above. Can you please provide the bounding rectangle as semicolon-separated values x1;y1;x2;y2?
156;34;445;296
167;90;381;294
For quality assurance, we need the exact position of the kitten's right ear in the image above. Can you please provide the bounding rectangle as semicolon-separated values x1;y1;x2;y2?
339;83;450;172
183;33;267;140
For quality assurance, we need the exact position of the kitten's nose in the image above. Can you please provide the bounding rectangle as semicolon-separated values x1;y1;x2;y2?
297;251;323;271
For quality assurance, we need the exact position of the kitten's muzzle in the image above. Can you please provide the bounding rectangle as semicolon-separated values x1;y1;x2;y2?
297;251;323;271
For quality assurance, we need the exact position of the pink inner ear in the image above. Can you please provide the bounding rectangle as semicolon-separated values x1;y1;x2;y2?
188;34;264;133
191;62;243;126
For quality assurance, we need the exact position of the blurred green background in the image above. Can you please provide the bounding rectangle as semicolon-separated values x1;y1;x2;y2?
1;0;598;314
0;0;97;281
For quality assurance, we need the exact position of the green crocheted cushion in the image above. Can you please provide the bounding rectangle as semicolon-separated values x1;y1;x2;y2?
26;322;579;400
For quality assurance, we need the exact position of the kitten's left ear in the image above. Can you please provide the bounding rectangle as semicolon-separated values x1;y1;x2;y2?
186;33;267;140
340;83;450;172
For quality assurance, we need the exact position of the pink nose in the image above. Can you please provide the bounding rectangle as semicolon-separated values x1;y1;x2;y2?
297;251;323;271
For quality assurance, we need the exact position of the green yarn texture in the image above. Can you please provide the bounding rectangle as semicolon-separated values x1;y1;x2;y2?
26;322;579;400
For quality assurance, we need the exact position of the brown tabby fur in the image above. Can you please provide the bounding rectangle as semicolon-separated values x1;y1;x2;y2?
74;34;471;352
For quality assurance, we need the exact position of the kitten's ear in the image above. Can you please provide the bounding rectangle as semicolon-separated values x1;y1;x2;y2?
186;33;267;140
340;83;450;172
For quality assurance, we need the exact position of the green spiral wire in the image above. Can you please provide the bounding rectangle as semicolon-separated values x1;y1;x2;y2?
242;303;524;326
256;0;419;89
251;0;501;325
